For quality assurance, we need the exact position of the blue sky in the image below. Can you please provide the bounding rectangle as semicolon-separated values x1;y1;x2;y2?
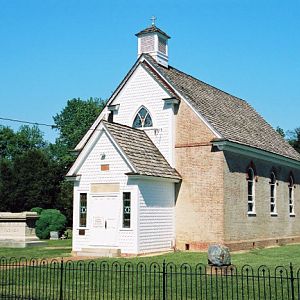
0;0;299;142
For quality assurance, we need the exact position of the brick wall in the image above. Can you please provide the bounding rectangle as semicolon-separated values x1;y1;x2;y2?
223;151;300;250
175;101;225;250
174;101;300;251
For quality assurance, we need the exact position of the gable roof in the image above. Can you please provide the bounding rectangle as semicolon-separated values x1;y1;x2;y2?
143;54;300;162
103;121;181;181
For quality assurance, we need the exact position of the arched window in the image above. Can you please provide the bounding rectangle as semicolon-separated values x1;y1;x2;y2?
247;168;255;214
289;175;295;216
132;107;153;128
270;172;277;215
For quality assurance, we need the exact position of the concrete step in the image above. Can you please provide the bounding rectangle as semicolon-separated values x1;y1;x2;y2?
77;247;121;258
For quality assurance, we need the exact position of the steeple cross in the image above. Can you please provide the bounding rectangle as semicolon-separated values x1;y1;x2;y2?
150;16;157;26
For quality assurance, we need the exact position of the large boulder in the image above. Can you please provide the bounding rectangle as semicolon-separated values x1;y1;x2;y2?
208;244;231;266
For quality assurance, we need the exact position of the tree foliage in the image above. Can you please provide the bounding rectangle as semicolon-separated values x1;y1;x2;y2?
53;97;105;149
0;125;45;160
30;207;43;215
287;127;300;154
51;97;106;222
276;126;285;138
0;97;106;226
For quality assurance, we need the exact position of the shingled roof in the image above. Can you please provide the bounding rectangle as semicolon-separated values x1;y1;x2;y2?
136;25;171;39
103;121;181;180
143;54;300;162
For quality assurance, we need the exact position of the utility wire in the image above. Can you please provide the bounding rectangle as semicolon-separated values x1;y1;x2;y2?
0;117;57;128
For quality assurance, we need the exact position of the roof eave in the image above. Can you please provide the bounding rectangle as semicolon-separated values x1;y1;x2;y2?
125;172;181;183
65;174;82;182
212;139;300;169
135;26;171;39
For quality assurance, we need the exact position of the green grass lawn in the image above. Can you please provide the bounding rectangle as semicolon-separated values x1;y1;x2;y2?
1;241;300;299
0;239;72;259
1;239;300;269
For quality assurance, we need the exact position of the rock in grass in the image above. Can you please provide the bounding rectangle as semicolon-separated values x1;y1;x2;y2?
208;244;231;266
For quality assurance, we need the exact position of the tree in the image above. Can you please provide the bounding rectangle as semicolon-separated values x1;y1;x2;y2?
10;149;61;211
56;180;73;226
51;98;106;225
0;126;54;212
53;97;106;150
0;97;106;225
287;127;300;154
0;125;46;160
0;159;14;211
0;126;15;159
276;126;285;138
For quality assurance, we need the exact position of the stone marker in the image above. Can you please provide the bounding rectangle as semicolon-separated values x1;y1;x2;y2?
50;231;59;240
0;212;43;248
208;244;231;266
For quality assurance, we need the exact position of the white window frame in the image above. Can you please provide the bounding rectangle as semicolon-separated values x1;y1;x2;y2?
79;192;88;228
270;172;277;216
132;106;153;129
247;167;256;215
122;191;131;229
289;175;295;216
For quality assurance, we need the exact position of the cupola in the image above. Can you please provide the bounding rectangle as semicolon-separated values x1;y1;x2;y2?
136;17;170;67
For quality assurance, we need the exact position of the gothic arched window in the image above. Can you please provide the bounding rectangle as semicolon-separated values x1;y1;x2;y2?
132;107;153;128
270;172;277;215
247;167;255;214
289;175;295;216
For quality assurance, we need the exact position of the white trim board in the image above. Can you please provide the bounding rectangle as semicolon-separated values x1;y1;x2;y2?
213;140;300;170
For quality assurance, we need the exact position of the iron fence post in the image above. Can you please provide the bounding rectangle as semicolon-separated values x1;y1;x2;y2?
59;258;64;300
290;262;295;300
162;260;166;300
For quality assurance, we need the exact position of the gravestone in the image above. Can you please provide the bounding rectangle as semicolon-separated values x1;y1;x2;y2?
0;212;43;248
50;231;59;240
208;244;231;266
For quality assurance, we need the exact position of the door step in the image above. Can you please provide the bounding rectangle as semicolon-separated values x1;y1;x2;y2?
76;247;121;258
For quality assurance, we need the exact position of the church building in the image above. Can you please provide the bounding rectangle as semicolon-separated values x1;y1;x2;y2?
67;22;300;256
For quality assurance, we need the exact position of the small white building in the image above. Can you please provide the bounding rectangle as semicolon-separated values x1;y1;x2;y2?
68;121;180;256
67;23;300;256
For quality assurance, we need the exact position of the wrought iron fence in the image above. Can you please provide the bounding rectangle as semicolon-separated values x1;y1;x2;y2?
0;257;299;299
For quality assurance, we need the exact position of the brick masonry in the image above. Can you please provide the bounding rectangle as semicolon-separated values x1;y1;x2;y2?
223;151;300;250
175;101;225;250
174;101;300;251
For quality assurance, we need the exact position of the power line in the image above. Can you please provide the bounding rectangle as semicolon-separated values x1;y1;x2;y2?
0;117;57;128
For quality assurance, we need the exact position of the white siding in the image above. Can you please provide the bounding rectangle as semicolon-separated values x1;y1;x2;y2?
72;130;138;254
111;65;175;166
136;180;175;253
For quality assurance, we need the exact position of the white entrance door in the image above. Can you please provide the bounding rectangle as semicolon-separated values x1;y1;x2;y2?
89;195;120;247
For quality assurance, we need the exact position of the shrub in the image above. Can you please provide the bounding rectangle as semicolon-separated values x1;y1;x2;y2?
35;209;67;239
30;207;43;215
63;228;72;239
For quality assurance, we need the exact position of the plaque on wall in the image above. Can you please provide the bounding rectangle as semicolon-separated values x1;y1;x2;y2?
93;217;104;228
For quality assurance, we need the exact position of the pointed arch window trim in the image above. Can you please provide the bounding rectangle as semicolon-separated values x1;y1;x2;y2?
270;172;277;216
289;174;295;216
132;106;153;129
247;167;256;215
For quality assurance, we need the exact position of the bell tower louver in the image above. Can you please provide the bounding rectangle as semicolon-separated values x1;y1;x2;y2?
136;18;170;67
